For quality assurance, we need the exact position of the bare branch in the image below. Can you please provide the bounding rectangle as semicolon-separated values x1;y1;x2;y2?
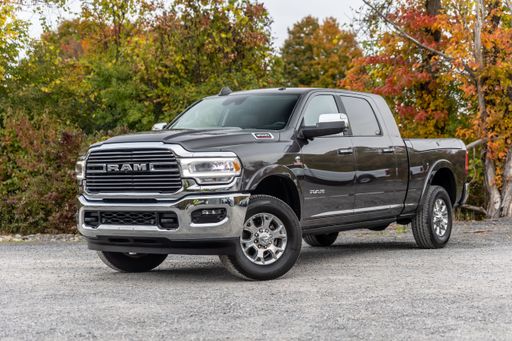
506;0;512;13
361;0;477;80
460;204;488;215
466;138;487;150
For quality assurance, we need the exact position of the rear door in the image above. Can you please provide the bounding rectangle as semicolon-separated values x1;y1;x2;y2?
299;93;356;226
339;95;405;220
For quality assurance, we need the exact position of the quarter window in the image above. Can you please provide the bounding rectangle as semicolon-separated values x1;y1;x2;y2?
340;96;381;136
303;95;339;126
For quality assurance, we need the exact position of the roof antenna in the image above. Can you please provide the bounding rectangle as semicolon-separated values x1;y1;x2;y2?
219;86;232;96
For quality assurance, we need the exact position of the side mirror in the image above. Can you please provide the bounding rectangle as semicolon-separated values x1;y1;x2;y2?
152;122;167;131
301;113;349;139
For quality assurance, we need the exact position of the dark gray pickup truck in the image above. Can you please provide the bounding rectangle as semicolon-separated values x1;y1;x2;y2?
75;88;468;280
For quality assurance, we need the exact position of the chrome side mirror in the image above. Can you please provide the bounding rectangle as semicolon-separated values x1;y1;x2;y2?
152;122;167;131
300;113;349;140
318;113;349;130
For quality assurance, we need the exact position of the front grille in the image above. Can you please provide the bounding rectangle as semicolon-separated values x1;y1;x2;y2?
85;148;182;193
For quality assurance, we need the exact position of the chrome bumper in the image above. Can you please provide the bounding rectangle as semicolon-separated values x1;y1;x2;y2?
77;193;250;241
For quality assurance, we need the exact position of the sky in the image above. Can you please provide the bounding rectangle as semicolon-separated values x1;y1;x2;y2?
21;0;365;49
262;0;365;47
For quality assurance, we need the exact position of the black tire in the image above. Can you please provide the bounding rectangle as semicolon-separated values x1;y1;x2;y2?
368;224;389;231
303;232;339;247
219;195;302;281
411;185;453;249
98;251;167;272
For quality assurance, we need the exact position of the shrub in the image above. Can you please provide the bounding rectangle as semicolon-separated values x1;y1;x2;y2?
0;111;127;234
0;112;85;233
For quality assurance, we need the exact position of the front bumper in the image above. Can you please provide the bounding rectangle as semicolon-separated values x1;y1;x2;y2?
77;193;250;254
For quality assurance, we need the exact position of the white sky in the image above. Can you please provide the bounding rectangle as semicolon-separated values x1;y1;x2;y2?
20;0;365;48
263;0;365;47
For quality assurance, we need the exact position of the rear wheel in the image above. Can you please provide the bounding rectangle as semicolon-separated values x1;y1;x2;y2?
219;195;302;281
411;185;453;249
303;232;339;247
98;251;167;272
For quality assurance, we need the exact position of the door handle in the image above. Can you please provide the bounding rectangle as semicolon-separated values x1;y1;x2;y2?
337;147;353;155
381;147;395;154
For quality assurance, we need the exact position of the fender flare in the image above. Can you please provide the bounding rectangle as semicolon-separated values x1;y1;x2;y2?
418;159;457;206
246;164;303;211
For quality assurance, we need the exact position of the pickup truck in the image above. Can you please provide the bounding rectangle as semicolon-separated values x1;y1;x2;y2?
75;88;468;280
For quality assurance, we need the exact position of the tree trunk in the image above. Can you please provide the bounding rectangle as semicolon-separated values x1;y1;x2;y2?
474;0;503;218
501;148;512;217
485;157;502;218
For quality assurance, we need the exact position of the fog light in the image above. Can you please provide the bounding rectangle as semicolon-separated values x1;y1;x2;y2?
191;208;227;224
84;211;100;228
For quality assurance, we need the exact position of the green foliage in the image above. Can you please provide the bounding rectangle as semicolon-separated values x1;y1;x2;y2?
3;0;280;133
282;16;361;88
0;1;27;84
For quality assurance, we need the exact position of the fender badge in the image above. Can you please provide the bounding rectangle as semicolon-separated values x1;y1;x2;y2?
252;132;274;140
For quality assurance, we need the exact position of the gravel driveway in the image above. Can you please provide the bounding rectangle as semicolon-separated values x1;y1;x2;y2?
1;220;512;340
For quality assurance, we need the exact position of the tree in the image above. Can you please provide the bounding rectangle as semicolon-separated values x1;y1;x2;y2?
131;0;281;118
343;0;512;217
3;0;280;131
0;0;27;90
282;16;361;88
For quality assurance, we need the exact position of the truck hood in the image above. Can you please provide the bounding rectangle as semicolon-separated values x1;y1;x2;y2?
96;129;278;151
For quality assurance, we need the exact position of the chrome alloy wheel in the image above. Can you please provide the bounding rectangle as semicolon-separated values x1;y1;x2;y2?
240;213;288;265
432;198;449;237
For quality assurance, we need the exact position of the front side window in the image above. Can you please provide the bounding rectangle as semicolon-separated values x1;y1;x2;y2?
302;95;339;126
340;96;381;136
170;94;299;131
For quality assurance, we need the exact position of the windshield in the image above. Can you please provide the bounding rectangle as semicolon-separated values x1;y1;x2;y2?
170;94;300;131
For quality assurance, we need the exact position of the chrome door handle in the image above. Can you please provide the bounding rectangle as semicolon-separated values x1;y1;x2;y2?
381;147;395;154
337;148;353;155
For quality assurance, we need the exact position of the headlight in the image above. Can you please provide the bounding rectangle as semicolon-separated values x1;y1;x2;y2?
180;158;242;184
75;156;86;181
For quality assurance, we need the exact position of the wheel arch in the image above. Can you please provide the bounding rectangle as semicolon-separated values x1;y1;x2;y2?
419;160;458;206
247;166;302;220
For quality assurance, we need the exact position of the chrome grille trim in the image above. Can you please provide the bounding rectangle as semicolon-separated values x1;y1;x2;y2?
85;148;182;194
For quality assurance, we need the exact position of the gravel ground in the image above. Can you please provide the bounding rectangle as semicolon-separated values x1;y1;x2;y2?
1;220;512;340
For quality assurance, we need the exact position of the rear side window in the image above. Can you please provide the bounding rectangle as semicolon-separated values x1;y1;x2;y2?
340;96;381;136
303;95;339;126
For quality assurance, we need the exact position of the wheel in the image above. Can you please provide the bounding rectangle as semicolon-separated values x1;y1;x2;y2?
411;185;453;249
219;195;302;281
98;251;167;272
368;224;389;231
303;232;338;247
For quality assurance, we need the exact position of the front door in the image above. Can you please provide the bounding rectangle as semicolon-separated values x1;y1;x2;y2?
299;94;356;227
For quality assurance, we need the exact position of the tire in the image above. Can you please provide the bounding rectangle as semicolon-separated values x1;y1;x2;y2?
411;185;453;249
98;251;167;272
303;232;339;247
219;195;302;281
368;224;389;231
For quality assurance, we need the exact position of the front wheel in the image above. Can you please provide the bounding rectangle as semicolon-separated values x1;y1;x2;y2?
411;185;453;249
98;251;167;272
220;195;302;280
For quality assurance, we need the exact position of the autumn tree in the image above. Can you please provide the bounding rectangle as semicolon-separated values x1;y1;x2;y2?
343;0;512;217
131;0;281;120
282;16;361;88
3;0;279;131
